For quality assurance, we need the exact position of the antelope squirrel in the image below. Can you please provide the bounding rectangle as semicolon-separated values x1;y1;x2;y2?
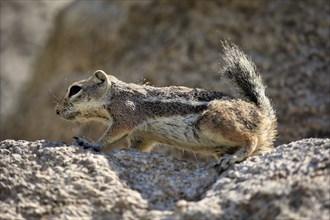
55;44;277;172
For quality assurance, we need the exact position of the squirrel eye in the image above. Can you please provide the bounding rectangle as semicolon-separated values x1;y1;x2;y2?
68;85;82;97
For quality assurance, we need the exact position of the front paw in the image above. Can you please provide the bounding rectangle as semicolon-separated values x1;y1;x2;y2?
73;137;101;152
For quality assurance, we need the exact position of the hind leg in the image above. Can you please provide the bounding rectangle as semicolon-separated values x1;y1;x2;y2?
196;100;261;173
214;136;258;173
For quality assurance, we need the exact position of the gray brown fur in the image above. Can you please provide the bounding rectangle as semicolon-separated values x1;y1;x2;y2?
55;44;277;173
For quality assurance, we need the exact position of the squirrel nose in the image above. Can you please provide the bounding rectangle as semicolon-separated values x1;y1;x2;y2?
56;109;60;115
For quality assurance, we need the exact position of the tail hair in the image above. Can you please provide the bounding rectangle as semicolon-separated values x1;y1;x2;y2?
221;42;275;117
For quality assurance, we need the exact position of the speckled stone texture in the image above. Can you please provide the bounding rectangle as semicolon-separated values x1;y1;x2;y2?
1;138;329;219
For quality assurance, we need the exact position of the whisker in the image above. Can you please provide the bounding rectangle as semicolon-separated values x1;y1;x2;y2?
49;89;60;104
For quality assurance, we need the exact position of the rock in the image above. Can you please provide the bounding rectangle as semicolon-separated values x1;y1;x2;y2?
0;138;329;219
1;0;329;145
0;0;72;122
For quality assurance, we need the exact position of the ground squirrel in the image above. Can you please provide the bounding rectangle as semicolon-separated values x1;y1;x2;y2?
55;43;277;173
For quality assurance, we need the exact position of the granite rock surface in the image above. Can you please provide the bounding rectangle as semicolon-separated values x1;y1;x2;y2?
1;138;329;219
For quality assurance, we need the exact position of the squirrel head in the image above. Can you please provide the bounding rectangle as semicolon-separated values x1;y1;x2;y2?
55;70;112;122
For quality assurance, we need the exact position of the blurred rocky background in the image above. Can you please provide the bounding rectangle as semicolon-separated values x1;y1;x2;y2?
1;0;329;145
0;0;72;134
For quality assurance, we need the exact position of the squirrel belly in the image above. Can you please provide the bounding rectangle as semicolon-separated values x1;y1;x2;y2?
55;43;277;173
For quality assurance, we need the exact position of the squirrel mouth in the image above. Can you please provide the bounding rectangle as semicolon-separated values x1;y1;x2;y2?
62;112;80;121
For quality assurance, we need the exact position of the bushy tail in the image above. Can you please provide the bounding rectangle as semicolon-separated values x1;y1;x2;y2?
221;43;275;118
221;43;277;148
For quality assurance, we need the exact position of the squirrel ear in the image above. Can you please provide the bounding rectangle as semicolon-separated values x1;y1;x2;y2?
94;70;107;82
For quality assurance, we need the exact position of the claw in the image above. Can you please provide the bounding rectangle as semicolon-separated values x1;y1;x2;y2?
213;164;226;174
72;136;101;152
93;148;100;152
213;154;234;174
73;137;82;146
73;136;85;147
